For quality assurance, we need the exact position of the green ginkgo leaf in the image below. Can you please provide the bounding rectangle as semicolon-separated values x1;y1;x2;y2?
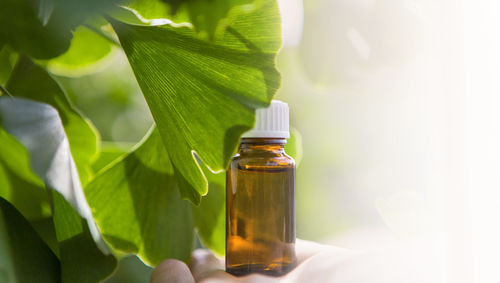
6;56;99;186
110;0;282;204
85;128;195;266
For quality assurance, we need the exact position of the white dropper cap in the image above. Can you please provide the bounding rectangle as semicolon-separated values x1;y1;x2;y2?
242;100;290;139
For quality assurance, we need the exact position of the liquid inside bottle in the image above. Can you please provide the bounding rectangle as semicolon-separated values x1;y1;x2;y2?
226;138;296;276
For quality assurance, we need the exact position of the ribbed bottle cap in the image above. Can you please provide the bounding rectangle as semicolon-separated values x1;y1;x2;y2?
242;100;290;139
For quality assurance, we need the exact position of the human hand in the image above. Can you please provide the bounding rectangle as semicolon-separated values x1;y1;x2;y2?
151;237;439;283
150;239;356;283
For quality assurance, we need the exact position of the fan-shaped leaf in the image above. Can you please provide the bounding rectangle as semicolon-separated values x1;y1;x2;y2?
85;128;195;266
110;0;282;204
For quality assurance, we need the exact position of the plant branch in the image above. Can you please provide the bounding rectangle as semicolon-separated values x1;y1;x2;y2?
82;23;121;46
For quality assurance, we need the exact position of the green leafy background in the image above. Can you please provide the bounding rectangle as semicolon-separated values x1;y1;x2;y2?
0;0;285;282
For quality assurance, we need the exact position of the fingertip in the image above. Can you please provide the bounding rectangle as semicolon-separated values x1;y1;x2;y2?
151;259;195;283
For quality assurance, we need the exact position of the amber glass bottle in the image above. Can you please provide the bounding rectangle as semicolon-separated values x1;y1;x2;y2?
226;101;296;276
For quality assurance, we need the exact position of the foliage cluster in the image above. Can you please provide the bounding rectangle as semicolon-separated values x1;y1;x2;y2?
0;0;283;282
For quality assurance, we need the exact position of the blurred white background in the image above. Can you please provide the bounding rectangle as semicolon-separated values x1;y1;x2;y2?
275;0;500;282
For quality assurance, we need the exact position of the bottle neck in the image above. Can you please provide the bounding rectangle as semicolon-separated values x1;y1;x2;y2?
239;138;286;154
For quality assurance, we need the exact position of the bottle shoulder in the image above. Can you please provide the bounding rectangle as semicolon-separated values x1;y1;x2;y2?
230;152;295;170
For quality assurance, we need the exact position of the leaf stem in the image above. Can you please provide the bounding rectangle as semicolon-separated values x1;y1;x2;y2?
82;23;121;47
0;84;13;97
